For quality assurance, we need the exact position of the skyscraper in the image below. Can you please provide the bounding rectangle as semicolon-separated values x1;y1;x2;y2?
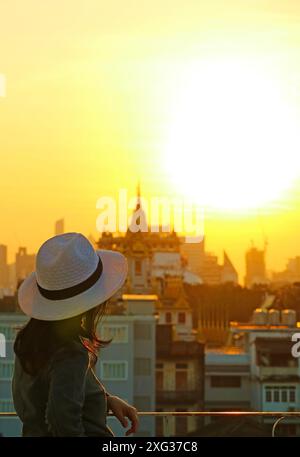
55;219;64;236
15;247;35;286
180;237;205;277
221;251;238;284
245;246;267;287
0;245;9;288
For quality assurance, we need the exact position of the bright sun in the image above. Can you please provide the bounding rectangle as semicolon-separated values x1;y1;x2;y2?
164;59;300;211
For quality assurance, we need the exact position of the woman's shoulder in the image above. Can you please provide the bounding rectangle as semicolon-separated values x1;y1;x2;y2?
50;337;90;368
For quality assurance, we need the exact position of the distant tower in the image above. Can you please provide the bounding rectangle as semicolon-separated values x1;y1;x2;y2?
245;245;267;287
221;251;238;284
128;182;147;233
180;236;205;277
55;219;64;236
0;245;9;288
15;247;35;285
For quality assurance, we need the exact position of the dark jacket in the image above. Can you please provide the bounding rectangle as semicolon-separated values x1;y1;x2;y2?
12;338;114;437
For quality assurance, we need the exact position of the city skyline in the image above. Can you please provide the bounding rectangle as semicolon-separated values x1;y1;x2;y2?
2;1;300;280
1;218;300;288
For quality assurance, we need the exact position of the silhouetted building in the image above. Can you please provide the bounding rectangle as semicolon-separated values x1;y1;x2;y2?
0;245;9;288
55;219;64;236
221;251;238;284
185;283;264;346
245;246;267;287
180;237;205;278
15;247;35;285
272;256;300;285
201;252;221;285
97;187;182;295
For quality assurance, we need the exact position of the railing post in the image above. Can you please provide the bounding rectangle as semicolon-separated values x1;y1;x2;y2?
163;415;172;437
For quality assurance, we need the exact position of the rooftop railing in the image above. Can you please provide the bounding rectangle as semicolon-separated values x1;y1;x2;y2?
1;411;300;437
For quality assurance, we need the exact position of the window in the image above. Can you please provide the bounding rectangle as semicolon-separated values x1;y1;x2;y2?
176;371;188;391
211;376;241;388
134;358;151;376
176;362;188;391
290;389;296;402
176;363;188;369
134;323;151;340
156;362;164;390
135;260;142;276
101;325;128;343
100;361;128;380
266;390;272;402
156;370;163;391
281;390;288;402
178;312;186;324
0;361;14;379
264;385;297;404
165;312;172;324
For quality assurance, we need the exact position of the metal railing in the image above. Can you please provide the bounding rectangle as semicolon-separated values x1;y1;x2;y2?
1;411;300;437
0;411;300;437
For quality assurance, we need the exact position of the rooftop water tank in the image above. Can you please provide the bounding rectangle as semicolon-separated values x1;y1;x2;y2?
281;309;297;327
268;309;280;326
253;308;268;325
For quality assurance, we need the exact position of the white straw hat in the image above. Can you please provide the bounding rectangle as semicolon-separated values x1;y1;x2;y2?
18;232;128;321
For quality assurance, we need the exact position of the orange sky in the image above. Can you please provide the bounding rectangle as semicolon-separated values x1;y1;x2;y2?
1;1;300;281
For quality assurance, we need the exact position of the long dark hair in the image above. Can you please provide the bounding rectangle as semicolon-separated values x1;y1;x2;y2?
14;302;111;376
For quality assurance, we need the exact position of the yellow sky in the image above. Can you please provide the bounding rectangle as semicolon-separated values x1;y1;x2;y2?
1;1;300;280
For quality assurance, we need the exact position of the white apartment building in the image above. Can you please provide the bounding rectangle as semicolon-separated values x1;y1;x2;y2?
0;295;156;437
205;308;300;435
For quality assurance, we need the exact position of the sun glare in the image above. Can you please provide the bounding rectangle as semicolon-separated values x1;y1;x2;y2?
164;59;300;211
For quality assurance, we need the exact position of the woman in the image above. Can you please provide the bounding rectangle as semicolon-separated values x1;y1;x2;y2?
12;232;139;437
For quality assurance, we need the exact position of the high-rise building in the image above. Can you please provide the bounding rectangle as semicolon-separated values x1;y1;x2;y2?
200;252;221;285
180;237;205;277
245;246;267;287
221;251;238;284
181;242;238;286
55;219;64;236
0;245;9;288
272;256;300;285
15;248;35;286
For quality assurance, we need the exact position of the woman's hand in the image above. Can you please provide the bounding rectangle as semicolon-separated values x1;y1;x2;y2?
107;395;139;436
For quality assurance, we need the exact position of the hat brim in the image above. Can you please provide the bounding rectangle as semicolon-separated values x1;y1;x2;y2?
18;250;128;321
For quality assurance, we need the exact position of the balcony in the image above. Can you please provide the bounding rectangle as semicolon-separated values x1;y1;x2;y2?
1;411;300;437
156;390;201;404
157;341;204;358
259;366;299;379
